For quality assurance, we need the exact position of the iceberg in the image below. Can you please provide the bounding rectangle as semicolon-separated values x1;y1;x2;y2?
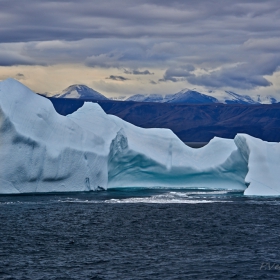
0;78;279;196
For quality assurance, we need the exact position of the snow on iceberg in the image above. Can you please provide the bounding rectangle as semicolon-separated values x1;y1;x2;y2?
0;78;278;196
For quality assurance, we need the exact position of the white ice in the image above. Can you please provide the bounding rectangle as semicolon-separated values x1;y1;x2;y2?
0;78;279;196
235;134;280;196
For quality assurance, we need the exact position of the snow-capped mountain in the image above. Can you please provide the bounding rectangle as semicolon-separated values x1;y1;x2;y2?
124;90;219;104
42;83;278;105
126;89;279;105
53;85;108;100
110;96;127;101
222;91;258;104
165;89;219;104
125;94;166;102
256;95;278;104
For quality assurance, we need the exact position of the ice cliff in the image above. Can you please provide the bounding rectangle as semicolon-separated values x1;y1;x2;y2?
0;78;279;196
234;135;280;196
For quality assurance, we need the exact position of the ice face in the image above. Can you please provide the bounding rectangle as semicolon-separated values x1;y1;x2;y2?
107;128;248;190
235;134;280;196
0;78;278;196
0;79;108;193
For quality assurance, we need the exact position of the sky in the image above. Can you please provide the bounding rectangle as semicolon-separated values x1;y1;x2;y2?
0;0;280;98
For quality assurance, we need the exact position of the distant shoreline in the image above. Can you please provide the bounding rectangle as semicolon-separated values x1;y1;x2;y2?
47;97;280;143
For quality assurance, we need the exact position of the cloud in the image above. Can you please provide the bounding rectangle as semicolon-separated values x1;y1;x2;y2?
0;47;37;66
106;75;130;81
15;73;25;80
34;41;64;50
186;55;280;89
159;65;195;82
148;42;179;56
1;1;279;43
85;53;122;68
243;38;280;53
187;71;272;90
1;1;280;93
159;54;280;89
124;69;153;75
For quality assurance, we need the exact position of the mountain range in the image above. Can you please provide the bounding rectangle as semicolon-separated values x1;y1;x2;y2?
48;97;280;142
125;90;278;104
42;84;279;105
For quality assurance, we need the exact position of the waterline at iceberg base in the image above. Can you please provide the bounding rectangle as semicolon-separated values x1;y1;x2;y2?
0;79;279;196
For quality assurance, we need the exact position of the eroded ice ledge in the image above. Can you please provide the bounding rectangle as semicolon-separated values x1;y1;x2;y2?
0;78;279;196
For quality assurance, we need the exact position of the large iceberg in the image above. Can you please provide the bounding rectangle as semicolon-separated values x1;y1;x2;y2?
0;78;279;196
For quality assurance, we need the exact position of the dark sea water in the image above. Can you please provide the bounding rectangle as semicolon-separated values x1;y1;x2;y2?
1;189;280;280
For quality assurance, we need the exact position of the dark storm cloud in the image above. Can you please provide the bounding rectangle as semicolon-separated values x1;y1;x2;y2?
161;56;280;89
124;69;153;75
243;38;280;53
106;75;130;81
187;69;272;90
1;0;280;90
1;0;279;42
159;65;195;82
191;54;280;89
86;53;122;68
0;48;38;66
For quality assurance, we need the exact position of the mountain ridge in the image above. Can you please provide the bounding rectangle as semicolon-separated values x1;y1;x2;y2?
40;84;279;105
47;97;280;142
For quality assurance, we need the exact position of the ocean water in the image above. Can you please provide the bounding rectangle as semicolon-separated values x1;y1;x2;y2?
1;189;280;279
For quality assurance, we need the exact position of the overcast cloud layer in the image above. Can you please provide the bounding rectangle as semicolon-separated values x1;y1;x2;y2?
0;0;280;96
